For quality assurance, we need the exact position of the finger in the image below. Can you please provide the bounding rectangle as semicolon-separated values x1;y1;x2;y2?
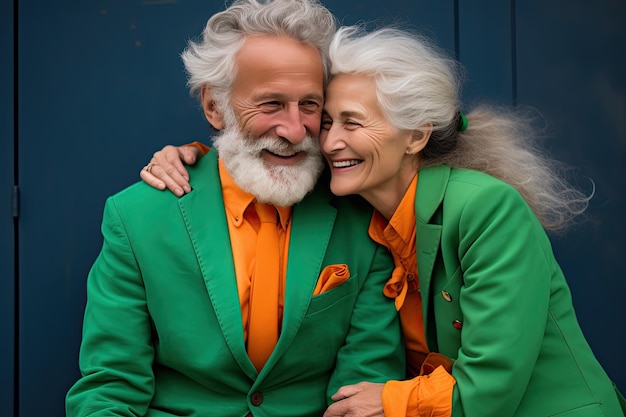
153;145;194;181
149;147;192;194
330;384;360;401
323;400;349;417
149;164;188;197
149;145;187;179
180;145;202;166
162;150;192;182
140;167;166;191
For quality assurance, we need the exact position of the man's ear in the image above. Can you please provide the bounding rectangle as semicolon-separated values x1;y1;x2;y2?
407;123;432;155
201;85;224;130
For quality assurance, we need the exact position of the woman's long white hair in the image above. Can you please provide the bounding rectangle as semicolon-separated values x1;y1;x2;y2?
329;26;591;232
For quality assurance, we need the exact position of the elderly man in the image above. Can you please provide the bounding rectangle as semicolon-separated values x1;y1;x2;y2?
65;0;404;416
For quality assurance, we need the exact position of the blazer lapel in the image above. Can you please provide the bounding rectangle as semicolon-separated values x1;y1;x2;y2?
415;166;450;348
260;184;337;375
178;152;256;378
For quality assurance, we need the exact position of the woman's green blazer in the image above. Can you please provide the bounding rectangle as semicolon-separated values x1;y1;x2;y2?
415;165;623;416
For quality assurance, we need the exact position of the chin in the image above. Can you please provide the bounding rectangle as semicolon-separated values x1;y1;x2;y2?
330;183;357;197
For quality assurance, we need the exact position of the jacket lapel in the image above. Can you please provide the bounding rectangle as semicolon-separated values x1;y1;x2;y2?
415;166;450;348
177;152;257;378
259;183;337;376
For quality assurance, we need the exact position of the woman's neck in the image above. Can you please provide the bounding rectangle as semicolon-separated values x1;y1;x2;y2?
362;170;417;220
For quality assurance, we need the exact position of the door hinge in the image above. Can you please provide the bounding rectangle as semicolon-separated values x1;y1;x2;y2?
12;185;19;219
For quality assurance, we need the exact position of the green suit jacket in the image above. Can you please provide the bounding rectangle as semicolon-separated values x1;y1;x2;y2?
415;165;623;416
66;151;404;417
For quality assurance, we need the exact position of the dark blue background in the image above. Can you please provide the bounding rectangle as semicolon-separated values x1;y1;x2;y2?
1;1;624;415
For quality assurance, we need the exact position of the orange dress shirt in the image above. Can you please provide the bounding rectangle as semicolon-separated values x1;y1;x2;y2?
218;159;292;343
188;142;345;325
368;174;455;417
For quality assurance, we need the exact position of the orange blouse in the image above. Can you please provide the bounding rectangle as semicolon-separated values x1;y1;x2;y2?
368;173;455;417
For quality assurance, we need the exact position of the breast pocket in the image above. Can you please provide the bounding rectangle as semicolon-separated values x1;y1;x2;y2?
306;275;358;318
287;276;359;367
550;403;604;416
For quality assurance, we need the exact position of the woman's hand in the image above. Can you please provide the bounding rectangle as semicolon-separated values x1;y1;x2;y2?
140;145;201;196
324;382;385;417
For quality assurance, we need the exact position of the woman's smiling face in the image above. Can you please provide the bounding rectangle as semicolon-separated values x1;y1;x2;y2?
319;73;420;214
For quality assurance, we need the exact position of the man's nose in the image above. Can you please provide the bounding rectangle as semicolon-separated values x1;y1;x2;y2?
275;104;307;144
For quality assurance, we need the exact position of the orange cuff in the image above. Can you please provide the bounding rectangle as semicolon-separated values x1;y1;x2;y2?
382;366;456;417
187;141;211;156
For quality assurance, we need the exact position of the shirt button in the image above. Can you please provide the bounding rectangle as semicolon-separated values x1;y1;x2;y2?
250;391;264;406
452;320;463;330
441;290;452;302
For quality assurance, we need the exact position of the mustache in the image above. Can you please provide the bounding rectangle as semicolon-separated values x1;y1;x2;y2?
242;134;321;155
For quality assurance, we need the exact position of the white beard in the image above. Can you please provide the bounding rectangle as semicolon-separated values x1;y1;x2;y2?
212;107;324;207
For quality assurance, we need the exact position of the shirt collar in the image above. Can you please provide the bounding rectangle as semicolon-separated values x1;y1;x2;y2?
387;173;418;250
218;158;292;230
369;173;418;251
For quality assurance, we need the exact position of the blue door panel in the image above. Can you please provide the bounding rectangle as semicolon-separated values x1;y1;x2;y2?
516;0;626;391
17;2;215;415
1;0;15;414
458;1;515;104
327;0;457;52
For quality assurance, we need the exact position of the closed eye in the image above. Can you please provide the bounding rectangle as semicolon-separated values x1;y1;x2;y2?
300;100;322;114
344;120;362;129
260;101;281;108
321;116;333;130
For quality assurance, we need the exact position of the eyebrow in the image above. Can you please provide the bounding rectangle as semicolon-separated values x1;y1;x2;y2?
323;109;366;119
302;93;324;103
256;92;324;103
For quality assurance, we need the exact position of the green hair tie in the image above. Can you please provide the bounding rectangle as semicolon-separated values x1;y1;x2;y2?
457;112;468;132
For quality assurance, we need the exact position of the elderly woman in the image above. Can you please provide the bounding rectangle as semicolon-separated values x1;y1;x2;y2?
141;26;625;417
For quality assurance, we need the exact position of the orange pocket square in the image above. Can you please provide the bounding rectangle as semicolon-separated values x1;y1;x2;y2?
313;264;350;295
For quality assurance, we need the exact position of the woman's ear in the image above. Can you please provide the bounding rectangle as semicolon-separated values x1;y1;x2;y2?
406;123;432;155
201;85;224;130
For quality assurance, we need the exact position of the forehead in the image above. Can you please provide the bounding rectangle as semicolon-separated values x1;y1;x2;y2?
325;73;380;114
232;35;324;100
